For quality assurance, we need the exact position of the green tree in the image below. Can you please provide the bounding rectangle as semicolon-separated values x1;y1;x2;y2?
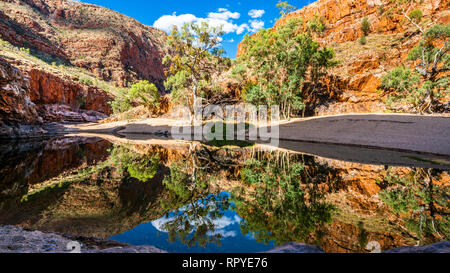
380;66;421;107
408;9;423;24
232;153;335;245
361;17;371;36
307;15;326;34
128;80;161;110
238;18;337;118
163;22;228;124
276;0;296;18
381;24;449;113
379;168;449;244
110;145;160;182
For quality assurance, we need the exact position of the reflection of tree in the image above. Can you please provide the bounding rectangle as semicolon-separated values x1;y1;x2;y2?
159;144;234;248
379;168;449;244
109;145;160;182
232;152;336;245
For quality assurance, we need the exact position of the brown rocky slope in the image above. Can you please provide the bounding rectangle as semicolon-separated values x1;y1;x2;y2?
0;0;169;137
0;0;168;89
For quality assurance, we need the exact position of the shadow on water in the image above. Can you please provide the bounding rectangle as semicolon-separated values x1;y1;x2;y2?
0;136;448;253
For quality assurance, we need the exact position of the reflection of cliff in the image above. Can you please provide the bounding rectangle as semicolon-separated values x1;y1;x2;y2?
0;137;111;199
0;141;447;252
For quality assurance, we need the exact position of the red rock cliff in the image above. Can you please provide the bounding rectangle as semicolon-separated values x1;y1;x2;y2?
237;0;449;115
0;0;168;89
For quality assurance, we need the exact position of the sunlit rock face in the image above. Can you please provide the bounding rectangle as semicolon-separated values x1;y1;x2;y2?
0;0;168;89
0;137;448;253
236;0;450;116
0;57;42;137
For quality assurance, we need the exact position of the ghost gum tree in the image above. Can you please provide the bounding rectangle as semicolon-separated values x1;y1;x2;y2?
163;22;230;124
237;18;337;119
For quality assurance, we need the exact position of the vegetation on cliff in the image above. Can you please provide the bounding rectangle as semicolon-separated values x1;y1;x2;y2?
381;23;449;113
236;17;338;118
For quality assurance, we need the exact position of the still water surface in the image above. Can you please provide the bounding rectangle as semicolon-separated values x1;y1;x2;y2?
0;136;448;253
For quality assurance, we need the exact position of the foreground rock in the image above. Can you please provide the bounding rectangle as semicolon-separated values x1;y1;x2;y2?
0;225;165;253
383;242;450;253
267;242;450;253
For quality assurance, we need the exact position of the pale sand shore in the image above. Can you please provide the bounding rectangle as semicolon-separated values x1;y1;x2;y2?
65;114;450;156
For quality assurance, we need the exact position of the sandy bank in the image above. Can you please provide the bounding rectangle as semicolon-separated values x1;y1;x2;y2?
66;114;450;156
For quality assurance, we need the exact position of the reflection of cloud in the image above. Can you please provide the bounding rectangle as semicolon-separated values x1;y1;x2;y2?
152;216;176;233
151;211;242;238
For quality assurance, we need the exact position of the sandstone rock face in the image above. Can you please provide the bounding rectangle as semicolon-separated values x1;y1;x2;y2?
237;0;449;116
0;57;45;137
0;58;40;124
28;68;113;117
0;0;168;89
0;57;112;135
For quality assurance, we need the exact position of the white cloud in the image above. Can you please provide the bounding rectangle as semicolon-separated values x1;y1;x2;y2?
153;13;197;33
208;8;240;20
236;24;249;35
153;9;264;36
248;9;265;19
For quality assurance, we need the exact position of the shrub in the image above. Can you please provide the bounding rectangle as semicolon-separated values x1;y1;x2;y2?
361;17;371;36
20;47;30;54
359;35;367;45
128;80;161;110
307;15;326;34
109;94;133;114
409;9;423;23
79;77;93;86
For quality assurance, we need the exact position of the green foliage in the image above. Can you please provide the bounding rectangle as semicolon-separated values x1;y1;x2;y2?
163;22;228;118
160;158;229;248
108;81;160;114
361;17;371;36
379;187;420;214
383;24;449;113
408;9;423;23
359;35;367;45
109;93;133;114
230;63;247;82
77;95;87;109
276;0;296;18
238;18;337;118
79;77;94;86
110;145;160;182
378;169;449;243
233;154;335;245
128;80;161;110
378;5;385;16
307;15;326;34
381;66;423;108
19;47;30;54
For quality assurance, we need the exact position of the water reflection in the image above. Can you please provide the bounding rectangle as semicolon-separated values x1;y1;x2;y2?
0;136;448;253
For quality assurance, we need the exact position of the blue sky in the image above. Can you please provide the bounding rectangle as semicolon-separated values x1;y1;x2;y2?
79;0;311;58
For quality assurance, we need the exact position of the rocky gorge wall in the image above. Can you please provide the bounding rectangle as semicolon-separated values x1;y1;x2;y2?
0;0;168;89
237;0;450;116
